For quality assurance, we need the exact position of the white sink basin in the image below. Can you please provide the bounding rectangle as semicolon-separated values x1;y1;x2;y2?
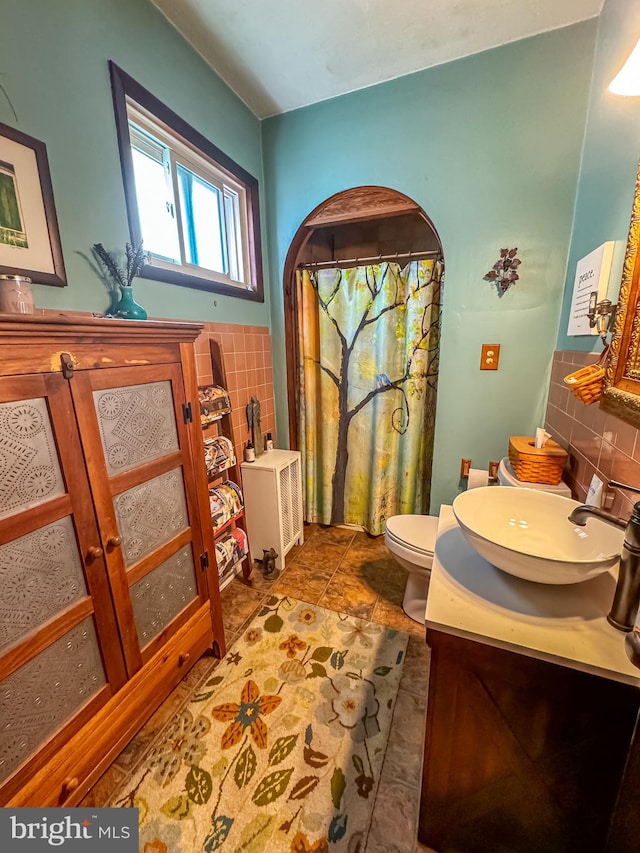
452;486;624;584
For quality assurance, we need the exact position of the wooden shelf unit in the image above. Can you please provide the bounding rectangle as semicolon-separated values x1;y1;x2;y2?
201;339;252;587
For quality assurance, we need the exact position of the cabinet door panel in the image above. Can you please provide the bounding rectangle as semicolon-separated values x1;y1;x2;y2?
1;617;107;785
114;468;189;567
92;380;179;475
0;516;88;651
0;375;126;797
71;364;209;673
0;395;65;518
130;545;198;645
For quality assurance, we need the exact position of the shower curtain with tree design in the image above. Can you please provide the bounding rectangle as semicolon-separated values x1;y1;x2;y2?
296;259;442;535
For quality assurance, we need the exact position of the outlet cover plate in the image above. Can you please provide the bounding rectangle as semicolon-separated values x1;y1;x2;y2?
480;344;500;370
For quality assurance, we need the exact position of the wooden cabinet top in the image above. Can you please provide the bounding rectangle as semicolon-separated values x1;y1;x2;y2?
0;312;203;344
0;313;203;376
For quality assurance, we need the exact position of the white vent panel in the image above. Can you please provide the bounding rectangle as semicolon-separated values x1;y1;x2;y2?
241;450;304;573
279;465;292;549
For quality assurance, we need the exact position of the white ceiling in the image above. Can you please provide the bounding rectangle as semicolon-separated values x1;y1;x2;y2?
152;0;604;119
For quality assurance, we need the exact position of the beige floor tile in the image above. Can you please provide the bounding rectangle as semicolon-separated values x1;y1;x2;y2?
351;530;390;553
220;578;267;632
338;543;389;573
295;536;351;570
399;636;430;702
309;524;357;547
372;598;425;636
340;551;408;603
224;630;239;650
271;572;333;606
366;777;420;853
243;563;284;594
286;523;319;564
285;543;304;565
318;571;378;620
380;688;426;789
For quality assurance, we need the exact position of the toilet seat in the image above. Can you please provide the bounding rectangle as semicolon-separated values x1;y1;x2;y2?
385;514;439;556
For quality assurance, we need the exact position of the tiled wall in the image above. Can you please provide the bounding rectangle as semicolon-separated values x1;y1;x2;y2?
194;322;275;464
545;350;640;518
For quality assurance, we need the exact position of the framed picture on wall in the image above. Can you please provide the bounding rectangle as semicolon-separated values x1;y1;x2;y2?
0;122;67;286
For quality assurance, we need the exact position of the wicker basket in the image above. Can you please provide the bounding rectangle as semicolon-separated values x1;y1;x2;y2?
508;435;568;485
563;363;606;405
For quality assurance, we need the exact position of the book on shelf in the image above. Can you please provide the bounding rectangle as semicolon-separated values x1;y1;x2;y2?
209;480;243;533
215;527;249;577
198;384;231;426
204;435;237;477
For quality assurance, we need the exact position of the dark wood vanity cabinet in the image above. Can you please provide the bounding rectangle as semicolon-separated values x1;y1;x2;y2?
419;631;640;853
0;314;225;807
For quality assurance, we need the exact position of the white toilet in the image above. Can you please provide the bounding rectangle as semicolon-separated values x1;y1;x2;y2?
384;514;440;623
384;456;572;623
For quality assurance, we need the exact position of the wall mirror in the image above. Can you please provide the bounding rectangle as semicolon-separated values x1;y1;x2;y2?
601;160;640;428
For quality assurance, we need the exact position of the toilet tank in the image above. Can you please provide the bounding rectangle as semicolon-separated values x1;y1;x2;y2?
497;457;572;498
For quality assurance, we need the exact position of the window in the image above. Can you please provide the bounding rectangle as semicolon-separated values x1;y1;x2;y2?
109;63;264;301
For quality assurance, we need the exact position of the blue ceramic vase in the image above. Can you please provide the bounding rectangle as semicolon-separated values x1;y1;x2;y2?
115;285;147;320
105;288;120;317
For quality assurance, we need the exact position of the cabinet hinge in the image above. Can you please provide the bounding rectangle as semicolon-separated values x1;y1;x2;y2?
200;552;209;572
182;402;193;423
60;352;75;380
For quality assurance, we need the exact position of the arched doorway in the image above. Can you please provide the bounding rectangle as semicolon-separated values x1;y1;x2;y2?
283;186;443;533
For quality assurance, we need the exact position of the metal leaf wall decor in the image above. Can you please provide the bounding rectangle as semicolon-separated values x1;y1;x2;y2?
484;248;521;295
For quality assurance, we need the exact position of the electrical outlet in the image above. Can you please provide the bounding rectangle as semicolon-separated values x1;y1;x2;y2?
480;344;500;370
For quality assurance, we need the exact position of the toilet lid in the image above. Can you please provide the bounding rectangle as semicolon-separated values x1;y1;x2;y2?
385;514;438;555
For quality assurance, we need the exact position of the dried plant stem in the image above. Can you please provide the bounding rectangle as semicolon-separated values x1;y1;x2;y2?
92;241;147;289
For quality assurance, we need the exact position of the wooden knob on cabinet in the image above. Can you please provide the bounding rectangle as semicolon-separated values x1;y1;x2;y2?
61;776;79;796
86;546;103;561
106;535;122;551
178;652;190;667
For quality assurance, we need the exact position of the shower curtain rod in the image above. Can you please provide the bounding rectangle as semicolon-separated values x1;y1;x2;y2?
298;249;441;270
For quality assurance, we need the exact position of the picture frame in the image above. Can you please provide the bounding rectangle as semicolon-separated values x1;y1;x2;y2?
601;158;640;427
0;122;66;287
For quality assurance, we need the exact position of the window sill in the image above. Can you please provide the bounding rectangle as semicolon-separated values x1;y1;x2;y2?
140;263;264;302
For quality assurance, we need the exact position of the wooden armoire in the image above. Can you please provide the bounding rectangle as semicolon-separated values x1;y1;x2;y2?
0;313;225;807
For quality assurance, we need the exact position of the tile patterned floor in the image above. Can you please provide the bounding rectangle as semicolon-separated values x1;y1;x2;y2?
81;524;434;852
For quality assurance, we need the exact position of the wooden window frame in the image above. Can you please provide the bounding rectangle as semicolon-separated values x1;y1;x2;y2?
109;62;264;303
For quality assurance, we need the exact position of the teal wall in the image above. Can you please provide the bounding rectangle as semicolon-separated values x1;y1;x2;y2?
263;23;597;510
0;0;270;325
557;0;640;352
3;0;620;510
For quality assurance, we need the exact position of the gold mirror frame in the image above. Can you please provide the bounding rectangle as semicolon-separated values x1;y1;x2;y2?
601;160;640;428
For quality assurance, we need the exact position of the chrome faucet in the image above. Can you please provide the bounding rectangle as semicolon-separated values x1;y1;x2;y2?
568;480;640;631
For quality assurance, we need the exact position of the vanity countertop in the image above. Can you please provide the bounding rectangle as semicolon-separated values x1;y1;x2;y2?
426;506;640;686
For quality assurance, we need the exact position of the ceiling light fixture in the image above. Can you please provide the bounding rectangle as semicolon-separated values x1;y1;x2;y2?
610;38;640;95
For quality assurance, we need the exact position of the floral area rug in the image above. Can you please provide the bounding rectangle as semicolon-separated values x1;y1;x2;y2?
113;595;408;852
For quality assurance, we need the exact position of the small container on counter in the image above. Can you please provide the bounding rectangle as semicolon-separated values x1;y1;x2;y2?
244;441;256;462
265;432;273;451
0;275;34;314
